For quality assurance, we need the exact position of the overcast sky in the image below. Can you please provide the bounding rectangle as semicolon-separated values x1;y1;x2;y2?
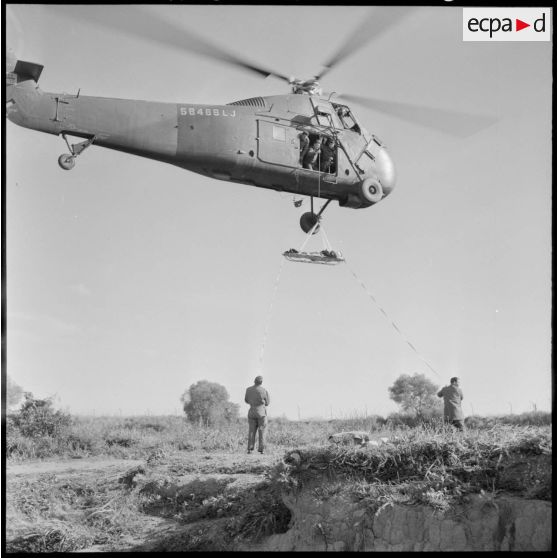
5;4;553;419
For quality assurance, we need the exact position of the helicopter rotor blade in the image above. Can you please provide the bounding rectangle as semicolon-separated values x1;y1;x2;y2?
316;7;418;82
48;5;292;83
336;94;498;137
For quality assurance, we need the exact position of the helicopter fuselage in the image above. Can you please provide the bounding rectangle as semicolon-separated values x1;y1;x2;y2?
7;80;396;209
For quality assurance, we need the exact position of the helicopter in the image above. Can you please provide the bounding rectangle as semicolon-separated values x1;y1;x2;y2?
6;6;494;235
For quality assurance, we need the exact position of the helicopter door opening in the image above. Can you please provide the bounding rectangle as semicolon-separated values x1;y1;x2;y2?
257;120;299;167
299;132;338;177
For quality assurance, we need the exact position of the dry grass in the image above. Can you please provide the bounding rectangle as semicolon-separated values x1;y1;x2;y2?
6;410;552;462
6;455;292;552
5;414;552;552
277;423;552;514
5;469;148;552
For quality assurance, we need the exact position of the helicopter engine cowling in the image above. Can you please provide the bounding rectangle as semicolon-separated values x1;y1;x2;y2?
361;178;383;204
6;49;44;107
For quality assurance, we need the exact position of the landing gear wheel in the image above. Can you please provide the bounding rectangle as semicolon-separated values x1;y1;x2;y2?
361;178;383;203
300;212;320;234
58;154;76;171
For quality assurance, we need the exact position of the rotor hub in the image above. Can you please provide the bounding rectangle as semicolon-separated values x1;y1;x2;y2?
290;78;322;96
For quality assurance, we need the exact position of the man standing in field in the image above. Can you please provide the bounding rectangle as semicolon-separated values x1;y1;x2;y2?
437;377;464;430
245;375;270;454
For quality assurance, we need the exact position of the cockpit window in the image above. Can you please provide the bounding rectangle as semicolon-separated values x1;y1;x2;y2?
332;103;361;134
313;104;342;129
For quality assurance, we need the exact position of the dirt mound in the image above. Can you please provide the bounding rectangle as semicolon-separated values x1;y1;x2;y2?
5;430;552;552
258;483;551;551
253;438;552;552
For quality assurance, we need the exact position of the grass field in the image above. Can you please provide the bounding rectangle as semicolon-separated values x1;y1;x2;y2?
5;410;552;552
6;409;551;461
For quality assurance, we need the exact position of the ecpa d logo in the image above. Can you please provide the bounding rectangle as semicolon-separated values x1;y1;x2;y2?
463;8;551;41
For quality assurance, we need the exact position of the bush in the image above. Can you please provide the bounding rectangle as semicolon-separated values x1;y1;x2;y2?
10;393;71;439
6;415;33;457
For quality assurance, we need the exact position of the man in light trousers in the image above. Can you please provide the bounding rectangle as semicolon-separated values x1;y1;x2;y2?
245;375;270;454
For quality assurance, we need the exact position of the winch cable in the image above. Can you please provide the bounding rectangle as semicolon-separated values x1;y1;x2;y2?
297;203;336;253
298;219;321;252
317;158;321;200
320;230;328;252
345;261;442;379
258;256;286;374
319;225;334;252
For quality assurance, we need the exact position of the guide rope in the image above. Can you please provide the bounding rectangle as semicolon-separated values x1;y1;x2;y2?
264;217;440;380
258;256;286;373
345;261;441;379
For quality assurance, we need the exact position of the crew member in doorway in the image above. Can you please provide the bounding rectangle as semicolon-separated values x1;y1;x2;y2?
302;138;322;170
437;377;464;430
245;375;270;454
320;137;336;173
299;131;310;165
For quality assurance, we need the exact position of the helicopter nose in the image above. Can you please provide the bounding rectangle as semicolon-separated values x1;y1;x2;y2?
375;147;396;195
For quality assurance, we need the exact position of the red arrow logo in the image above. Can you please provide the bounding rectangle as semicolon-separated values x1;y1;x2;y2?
516;19;530;31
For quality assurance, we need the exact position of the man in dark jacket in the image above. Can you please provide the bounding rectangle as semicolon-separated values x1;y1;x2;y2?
245;375;270;454
320;138;336;173
437;377;464;430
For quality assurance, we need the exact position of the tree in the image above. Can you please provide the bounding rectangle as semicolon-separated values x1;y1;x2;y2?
7;376;25;409
388;373;439;417
11;392;71;437
181;380;239;427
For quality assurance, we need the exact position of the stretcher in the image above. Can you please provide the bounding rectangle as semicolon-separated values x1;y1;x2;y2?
283;249;345;265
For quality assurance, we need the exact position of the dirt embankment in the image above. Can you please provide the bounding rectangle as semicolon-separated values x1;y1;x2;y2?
253;448;552;552
6;446;553;552
259;484;551;551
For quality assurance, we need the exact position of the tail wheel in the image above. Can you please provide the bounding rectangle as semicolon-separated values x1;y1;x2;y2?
58;154;75;171
361;178;383;203
300;212;320;234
